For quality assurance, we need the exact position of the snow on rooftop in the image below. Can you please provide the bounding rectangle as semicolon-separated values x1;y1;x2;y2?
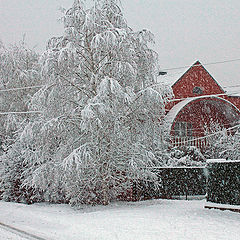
224;86;240;96
165;95;238;131
157;68;188;87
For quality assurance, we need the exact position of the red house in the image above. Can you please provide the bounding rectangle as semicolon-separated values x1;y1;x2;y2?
164;61;240;149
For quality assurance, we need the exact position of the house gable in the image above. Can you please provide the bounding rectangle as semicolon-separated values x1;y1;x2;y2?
172;61;225;99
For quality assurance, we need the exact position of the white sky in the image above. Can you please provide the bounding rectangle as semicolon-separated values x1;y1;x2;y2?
0;0;240;88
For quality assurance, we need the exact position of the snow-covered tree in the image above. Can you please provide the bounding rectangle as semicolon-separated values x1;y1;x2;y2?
0;40;41;153
2;0;172;205
204;122;240;160
0;40;42;201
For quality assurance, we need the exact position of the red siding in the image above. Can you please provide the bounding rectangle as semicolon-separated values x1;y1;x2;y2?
166;61;228;112
165;61;240;149
172;61;224;99
170;98;239;138
166;61;240;113
223;96;240;110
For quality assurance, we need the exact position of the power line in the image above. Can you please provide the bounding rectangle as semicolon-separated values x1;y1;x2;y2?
0;57;238;92
223;84;240;89
0;85;44;92
160;58;240;72
168;91;240;103
0;111;42;115
171;124;240;144
0;82;240;92
0;57;239;93
1;84;239;106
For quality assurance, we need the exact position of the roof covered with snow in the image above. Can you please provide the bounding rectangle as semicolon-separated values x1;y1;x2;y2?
157;68;188;87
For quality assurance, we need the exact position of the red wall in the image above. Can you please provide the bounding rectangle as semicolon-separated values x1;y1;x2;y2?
166;61;240;114
172;62;224;99
166;61;226;112
170;98;240;137
166;61;240;142
223;96;240;111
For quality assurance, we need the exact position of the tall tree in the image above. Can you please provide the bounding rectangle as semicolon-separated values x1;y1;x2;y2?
0;40;42;202
0;40;41;153
3;0;172;205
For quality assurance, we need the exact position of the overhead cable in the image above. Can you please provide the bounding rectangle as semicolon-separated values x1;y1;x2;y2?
0;58;239;93
0;111;42;115
171;124;240;144
168;91;240;103
0;85;44;92
160;58;240;72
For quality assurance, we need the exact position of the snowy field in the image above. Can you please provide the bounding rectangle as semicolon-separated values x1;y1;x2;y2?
0;199;239;240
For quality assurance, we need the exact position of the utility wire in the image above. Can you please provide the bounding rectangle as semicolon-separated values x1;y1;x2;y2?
161;58;240;72
0;82;236;94
0;111;42;115
0;85;44;92
1;90;240;114
171;124;240;144
0;58;240;93
168;91;240;103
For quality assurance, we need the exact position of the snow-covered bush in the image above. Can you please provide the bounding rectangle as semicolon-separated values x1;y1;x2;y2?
0;142;43;204
166;121;240;166
166;146;206;167
204;121;240;160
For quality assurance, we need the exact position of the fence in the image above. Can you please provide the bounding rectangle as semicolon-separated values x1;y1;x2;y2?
132;167;206;201
171;136;207;149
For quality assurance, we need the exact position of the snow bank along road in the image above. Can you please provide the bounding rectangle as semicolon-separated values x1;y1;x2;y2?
0;199;239;240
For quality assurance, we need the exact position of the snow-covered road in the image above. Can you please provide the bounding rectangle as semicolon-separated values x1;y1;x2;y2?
0;199;239;240
0;227;27;240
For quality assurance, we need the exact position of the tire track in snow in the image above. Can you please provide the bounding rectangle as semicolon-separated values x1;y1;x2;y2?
0;222;47;240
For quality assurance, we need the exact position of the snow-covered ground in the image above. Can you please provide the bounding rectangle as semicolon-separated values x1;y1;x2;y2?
0;228;27;240
0;199;239;240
